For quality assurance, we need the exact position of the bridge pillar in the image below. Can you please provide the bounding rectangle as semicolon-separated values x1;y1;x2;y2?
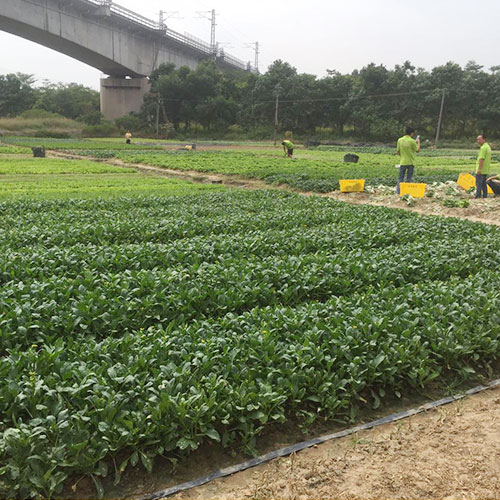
100;77;150;121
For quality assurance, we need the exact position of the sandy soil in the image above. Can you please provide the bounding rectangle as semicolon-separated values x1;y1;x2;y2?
173;386;500;500
324;191;500;228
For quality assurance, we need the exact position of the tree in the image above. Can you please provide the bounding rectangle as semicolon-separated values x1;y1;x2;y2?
35;83;100;120
0;73;36;116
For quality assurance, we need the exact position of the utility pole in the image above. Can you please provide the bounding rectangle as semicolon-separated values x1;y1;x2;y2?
244;42;260;72
435;89;445;148
154;93;160;138
158;10;181;31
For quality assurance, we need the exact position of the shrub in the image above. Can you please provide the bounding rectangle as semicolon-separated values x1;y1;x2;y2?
82;121;118;137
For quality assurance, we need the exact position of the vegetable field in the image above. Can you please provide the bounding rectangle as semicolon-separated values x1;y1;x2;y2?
0;157;225;199
116;149;476;192
3;136;494;193
0;138;499;498
1;188;500;497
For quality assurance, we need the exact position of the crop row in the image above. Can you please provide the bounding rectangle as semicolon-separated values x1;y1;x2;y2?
3;215;495;283
1;235;497;351
1;136;166;151
2;272;500;497
0;158;133;176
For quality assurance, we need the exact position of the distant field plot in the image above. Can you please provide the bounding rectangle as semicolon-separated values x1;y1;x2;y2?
0;144;32;155
1;136;167;151
0;158;133;175
0;173;226;199
1;190;500;498
0;157;225;199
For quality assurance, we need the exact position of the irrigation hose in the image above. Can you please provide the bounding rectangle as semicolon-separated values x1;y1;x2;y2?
142;378;500;500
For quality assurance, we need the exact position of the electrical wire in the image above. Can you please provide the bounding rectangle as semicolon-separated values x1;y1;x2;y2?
157;88;438;104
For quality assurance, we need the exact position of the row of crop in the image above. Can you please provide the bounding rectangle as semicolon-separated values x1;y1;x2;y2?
0;174;226;201
1;136;166;151
1;191;491;250
0;195;382;248
312;144;479;157
0;144;32;155
2;234;499;351
0;158;134;176
2;272;500;497
2;215;492;283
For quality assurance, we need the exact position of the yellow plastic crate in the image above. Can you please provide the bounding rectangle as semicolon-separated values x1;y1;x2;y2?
339;179;365;193
399;182;426;198
457;173;493;195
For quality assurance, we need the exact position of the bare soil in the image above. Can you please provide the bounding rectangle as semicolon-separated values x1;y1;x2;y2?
324;191;500;228
173;386;500;500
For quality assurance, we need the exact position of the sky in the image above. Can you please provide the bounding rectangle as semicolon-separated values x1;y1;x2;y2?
1;0;500;89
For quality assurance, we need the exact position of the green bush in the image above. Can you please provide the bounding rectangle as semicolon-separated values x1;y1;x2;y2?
82;121;118;137
115;114;148;134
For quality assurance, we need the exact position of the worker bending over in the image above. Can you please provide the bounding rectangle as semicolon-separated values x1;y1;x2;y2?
282;139;294;158
487;173;500;196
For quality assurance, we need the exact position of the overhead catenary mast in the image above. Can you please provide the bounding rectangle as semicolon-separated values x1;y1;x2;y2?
197;9;217;55
253;42;259;72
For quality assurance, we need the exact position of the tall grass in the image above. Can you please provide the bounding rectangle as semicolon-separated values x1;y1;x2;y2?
0;114;83;138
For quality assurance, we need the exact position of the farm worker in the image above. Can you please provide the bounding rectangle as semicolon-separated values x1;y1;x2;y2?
282;139;294;158
125;130;132;144
487;174;500;196
475;134;492;198
396;127;420;194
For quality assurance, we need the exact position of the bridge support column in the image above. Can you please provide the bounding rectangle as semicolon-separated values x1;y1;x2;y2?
100;77;150;120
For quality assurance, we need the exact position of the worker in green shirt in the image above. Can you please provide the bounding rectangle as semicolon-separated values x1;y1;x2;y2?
396;127;420;194
282;139;294;158
476;134;492;198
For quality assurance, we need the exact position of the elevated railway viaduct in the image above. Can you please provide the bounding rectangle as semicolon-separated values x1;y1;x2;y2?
0;0;253;119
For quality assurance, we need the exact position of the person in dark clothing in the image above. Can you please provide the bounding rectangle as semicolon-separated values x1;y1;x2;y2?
487;174;500;196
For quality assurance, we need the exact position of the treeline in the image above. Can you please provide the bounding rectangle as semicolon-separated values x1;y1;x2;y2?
0;74;101;124
2;59;500;140
143;60;500;140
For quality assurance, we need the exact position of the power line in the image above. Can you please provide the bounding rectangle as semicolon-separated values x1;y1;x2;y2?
155;86;500;105
157;88;438;104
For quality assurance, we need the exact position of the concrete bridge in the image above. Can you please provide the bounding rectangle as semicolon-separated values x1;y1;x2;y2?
0;0;254;119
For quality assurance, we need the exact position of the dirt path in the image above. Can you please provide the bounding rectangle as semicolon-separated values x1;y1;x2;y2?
172;385;500;500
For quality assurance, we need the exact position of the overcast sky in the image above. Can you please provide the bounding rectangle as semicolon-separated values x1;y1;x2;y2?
1;0;500;89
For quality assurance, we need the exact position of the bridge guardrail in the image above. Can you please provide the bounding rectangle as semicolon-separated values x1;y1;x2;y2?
219;53;247;70
80;0;253;70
